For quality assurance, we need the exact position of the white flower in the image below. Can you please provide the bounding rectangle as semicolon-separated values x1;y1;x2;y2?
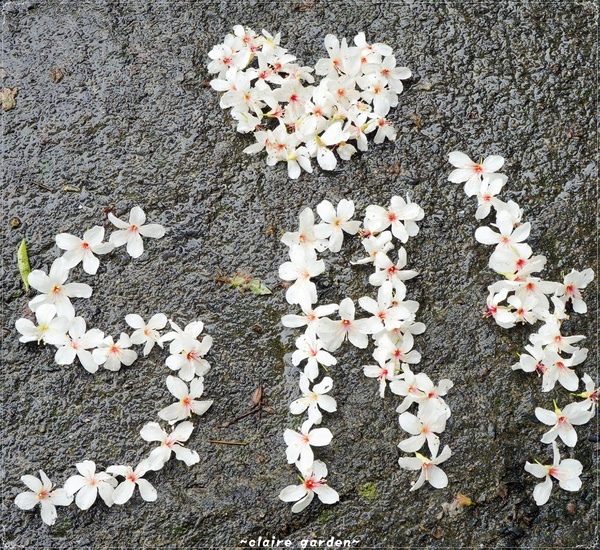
352;231;394;266
160;319;206;348
281;303;339;331
366;115;396;144
535;401;594;447
313;199;361;252
92;333;138;372
575;373;598;412
529;319;585;354
364;196;423;242
359;281;413;332
140;421;200;470
28;257;92;320
106;460;157;505
540;348;586;393
524;442;583;506
316;297;379;351
391;365;452;417
474;209;532;258
108;206;166;258
54;316;104;373
15;470;73;525
125;313;168;356
55;226;114;274
158;375;213;424
279;460;339;513
398;445;452;492
363;358;398;398
15;303;69;346
373;332;421;367
166;333;212;381
474;176;507;220
448;151;505;195
555;268;594;314
292;332;337;381
289;375;337;425
281;207;326;251
279;245;325;310
284;420;333;470
64;460;117;510
369;248;419;291
397;410;447;456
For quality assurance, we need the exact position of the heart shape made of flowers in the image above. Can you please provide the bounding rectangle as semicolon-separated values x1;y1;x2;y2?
208;26;412;179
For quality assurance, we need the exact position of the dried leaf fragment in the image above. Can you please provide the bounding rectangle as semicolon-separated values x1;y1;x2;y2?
1;87;18;111
249;278;272;295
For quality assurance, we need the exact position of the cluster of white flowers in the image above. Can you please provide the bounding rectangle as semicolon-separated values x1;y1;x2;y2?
14;207;215;525
448;152;597;506
278;197;455;512
208;27;411;179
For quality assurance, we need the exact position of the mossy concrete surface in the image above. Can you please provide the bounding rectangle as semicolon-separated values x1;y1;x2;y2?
1;1;597;548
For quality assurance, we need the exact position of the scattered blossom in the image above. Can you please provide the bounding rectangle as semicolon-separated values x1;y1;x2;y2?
64;460;117;510
55;226;114;275
15;303;69;346
284;420;333;470
398;445;452;491
92;333;138;372
140;421;200;470
53;316;104;373
535;401;594;447
15;470;73;525
209;28;411;178
126;313;168;356
158;375;213;424
524;442;583;505
28;257;92;319
106;460;157;505
108;206;166;259
279;460;339;513
289;375;337;425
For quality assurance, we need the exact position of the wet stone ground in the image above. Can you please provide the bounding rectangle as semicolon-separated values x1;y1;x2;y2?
1;0;598;548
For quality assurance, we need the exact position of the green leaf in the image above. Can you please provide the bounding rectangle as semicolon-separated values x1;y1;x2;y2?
17;237;31;291
249;279;272;295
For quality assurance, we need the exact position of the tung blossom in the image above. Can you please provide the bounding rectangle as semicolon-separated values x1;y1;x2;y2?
398;445;452;492
106;460;157;505
316;297;379;351
284;420;333;470
15;303;69;346
92;333;138;372
289;375;337;425
126;313;168;356
108;206;166;259
313;199;361;252
53;316;104;373
140;421;200;470
535;401;594;447
64;460;117;510
28;257;92;320
55;226;114;275
448;151;505;195
279;460;339;513
15;470;73;525
158;375;213;424
524;442;583;505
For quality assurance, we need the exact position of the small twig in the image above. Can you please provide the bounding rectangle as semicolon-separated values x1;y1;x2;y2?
207;440;248;446
218;406;258;428
31;180;53;192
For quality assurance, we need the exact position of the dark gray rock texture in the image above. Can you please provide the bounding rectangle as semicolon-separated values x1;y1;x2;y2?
2;0;597;548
